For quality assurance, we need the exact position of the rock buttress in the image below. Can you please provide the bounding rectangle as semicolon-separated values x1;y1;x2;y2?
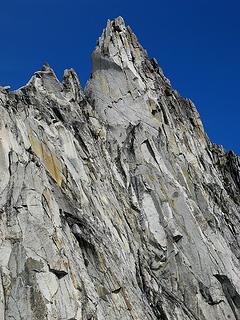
0;17;240;320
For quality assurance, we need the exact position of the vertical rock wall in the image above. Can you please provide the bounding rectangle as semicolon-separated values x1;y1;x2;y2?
0;17;240;320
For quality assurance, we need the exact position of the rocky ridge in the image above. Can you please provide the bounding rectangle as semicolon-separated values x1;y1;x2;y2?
0;17;240;320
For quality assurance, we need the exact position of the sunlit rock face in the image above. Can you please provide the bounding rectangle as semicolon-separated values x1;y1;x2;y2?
0;17;240;320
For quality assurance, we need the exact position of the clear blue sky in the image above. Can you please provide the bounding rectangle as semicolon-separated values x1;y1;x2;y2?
1;0;239;154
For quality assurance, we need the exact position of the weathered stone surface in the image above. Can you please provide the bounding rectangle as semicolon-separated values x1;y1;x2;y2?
0;17;240;320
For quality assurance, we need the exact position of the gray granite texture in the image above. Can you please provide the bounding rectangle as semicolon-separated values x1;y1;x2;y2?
0;17;240;320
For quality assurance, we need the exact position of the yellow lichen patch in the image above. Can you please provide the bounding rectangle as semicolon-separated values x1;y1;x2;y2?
69;269;82;292
121;288;133;311
29;130;62;186
42;145;62;186
97;252;107;273
42;189;52;213
52;230;64;251
183;168;189;179
29;131;43;159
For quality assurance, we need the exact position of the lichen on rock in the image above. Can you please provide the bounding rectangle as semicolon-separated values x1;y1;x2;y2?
0;16;240;320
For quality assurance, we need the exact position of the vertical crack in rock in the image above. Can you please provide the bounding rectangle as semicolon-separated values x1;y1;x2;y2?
0;16;240;320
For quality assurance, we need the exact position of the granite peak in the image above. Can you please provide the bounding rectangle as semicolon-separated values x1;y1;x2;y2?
0;18;239;320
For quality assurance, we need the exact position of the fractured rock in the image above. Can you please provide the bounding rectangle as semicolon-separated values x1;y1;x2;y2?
0;16;240;320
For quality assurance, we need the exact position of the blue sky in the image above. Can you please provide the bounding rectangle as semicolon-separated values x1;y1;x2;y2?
0;0;239;154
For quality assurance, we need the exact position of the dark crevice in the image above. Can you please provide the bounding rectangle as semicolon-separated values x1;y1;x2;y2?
112;287;122;294
199;281;224;306
142;139;159;166
52;106;64;122
151;109;158;116
156;301;169;320
48;265;68;279
214;274;240;319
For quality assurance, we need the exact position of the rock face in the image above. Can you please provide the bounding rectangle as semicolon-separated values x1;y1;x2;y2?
0;17;240;320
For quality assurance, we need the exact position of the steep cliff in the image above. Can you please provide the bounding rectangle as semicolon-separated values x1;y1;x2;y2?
0;17;240;320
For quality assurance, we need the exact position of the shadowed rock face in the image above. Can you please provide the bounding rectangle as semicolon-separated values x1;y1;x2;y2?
0;17;240;320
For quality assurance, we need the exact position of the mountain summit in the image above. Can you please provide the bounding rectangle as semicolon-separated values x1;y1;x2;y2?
0;18;240;320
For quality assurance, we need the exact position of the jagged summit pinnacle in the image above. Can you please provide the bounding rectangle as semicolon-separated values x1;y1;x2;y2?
95;16;148;69
41;62;52;72
108;16;126;32
95;16;167;82
85;17;183;141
